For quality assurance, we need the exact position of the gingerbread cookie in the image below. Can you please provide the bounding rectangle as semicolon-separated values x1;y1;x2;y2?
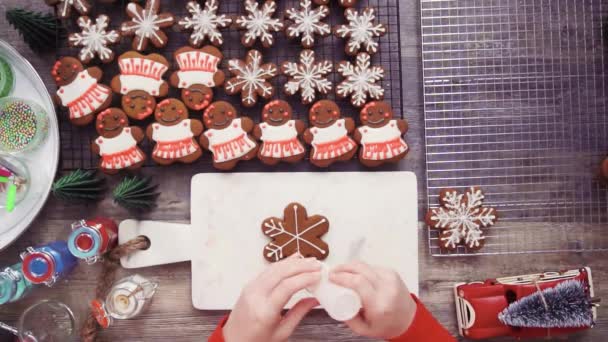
425;187;498;251
235;0;284;48
225;50;277;107
45;0;90;19
354;101;408;167
303;100;357;167
337;53;385;107
52;57;112;126
178;0;232;47
199;101;258;170
262;202;329;262
285;0;330;48
313;0;357;7
253;100;306;165
146;99;203;165
121;0;175;51
169;46;225;111
334;8;387;56
92;108;146;175
282;50;332;105
111;52;169;120
68;15;120;64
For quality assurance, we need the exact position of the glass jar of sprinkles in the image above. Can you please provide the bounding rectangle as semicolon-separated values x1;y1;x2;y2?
0;97;49;153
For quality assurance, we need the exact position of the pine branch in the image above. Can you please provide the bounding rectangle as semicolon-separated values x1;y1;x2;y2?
6;8;66;53
113;176;159;210
52;169;106;201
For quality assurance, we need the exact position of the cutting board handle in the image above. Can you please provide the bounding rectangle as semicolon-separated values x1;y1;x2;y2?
119;220;193;268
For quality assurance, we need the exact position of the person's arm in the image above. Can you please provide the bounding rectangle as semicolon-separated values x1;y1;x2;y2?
388;295;455;342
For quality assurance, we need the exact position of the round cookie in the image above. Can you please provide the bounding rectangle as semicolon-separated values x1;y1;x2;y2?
120;0;175;51
303;100;357;168
353;101;409;167
253;100;306;165
91;108;146;175
199;101;258;170
52;57;112;126
146;99;203;165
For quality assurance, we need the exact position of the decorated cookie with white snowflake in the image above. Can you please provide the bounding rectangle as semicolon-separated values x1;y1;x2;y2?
235;0;284;48
262;202;329;262
425;187;498;251
200;101;258;170
282;50;332;105
353;101;408;167
45;0;91;19
285;0;331;48
120;0;175;51
178;0;232;47
334;7;387;56
68;15;120;64
337;53;385;107
225;50;277;107
303;100;357;168
313;0;357;7
253;100;306;165
169;46;225;111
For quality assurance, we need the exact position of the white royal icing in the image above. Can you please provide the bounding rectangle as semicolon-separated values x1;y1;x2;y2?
119;75;164;95
58;70;97;105
68;15;119;62
285;0;330;47
152;119;193;143
337;53;385;107
123;0;174;51
225;50;277;106
260;120;298;142
235;0;283;47
335;8;386;55
283;50;333;104
311;119;347;145
178;0;231;46
205;118;256;163
357;120;408;160
97;129;137;156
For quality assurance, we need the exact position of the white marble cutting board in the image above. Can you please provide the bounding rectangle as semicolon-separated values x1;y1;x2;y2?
120;172;419;310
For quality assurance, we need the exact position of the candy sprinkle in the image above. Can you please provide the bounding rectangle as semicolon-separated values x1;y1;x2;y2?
0;101;37;151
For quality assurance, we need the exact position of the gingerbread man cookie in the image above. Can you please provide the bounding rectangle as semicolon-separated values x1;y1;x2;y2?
169;46;225;111
120;0;175;51
146;99;203;165
354;101;408;167
91;108;146;175
52;57;112;126
111;51;169;120
199;101;258;170
45;0;90;19
253;100;306;165
303;100;357;167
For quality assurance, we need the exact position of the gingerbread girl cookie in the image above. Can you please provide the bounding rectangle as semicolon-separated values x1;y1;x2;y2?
146;99;203;165
91;108;146;175
253;100;306;165
303;100;357;167
111;52;169;121
52;57;112;126
354;101;408;167
200;101;258;170
169;46;225;111
121;0;175;51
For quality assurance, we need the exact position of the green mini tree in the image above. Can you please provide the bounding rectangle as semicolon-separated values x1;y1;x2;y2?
113;176;159;210
6;8;66;53
52;169;106;202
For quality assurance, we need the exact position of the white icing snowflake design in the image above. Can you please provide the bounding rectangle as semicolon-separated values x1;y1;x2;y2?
178;0;232;47
336;53;385;107
225;50;277;107
69;15;120;64
285;0;331;48
235;0;284;47
428;187;498;250
282;50;332;104
335;8;387;55
48;0;91;19
121;0;175;51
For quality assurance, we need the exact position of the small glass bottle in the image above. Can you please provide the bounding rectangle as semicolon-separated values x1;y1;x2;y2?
67;218;118;264
20;241;78;286
91;274;158;328
0;97;49;153
0;263;33;305
0;154;29;212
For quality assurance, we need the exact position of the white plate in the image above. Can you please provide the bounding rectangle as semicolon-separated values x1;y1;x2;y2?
0;40;59;249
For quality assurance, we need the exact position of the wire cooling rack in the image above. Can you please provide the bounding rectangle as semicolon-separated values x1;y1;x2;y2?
422;0;608;255
55;0;403;170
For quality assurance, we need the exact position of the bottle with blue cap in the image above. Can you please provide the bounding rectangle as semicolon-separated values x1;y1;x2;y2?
67;218;118;264
20;241;78;287
0;262;33;305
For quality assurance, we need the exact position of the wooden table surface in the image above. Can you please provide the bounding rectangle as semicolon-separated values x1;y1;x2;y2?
0;1;606;341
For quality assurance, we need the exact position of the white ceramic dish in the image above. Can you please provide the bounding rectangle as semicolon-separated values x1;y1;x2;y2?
0;40;59;249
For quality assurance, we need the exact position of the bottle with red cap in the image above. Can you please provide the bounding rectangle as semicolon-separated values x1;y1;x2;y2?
20;241;78;287
67;218;118;264
0;263;33;305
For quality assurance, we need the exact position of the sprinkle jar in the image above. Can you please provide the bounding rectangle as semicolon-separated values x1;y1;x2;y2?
0;97;48;153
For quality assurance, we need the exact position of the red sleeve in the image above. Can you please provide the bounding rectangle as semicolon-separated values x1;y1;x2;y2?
208;315;229;342
389;295;456;342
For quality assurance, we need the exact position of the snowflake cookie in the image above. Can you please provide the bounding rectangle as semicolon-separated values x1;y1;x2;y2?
262;202;330;262
225;50;277;107
281;50;332;104
285;0;331;48
178;0;232;47
313;0;357;7
336;53;385;107
235;0;284;48
121;0;175;51
68;15;120;64
425;187;498;251
334;8;387;56
45;0;91;19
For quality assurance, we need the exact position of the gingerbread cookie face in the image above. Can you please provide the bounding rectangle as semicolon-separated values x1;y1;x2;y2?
92;108;146;174
68;15;120;64
334;8;387;56
282;50;332;105
225;50;277;107
52;57;83;87
285;0;331;48
178;0;232;47
155;98;188;126
121;90;156;120
425;187;498;252
309;99;340;128
262;203;329;262
235;0;284;48
120;0;175;51
254;100;306;165
337;53;385;107
45;0;91;19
